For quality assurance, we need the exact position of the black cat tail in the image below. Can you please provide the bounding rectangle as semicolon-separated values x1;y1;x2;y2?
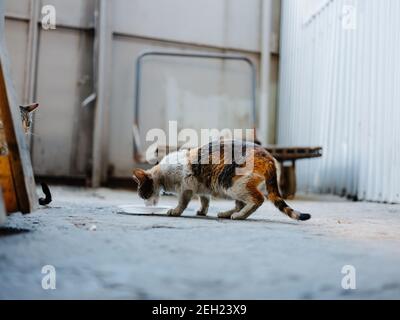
39;183;52;206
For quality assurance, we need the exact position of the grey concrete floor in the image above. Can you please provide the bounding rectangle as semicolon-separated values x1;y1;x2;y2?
1;186;400;300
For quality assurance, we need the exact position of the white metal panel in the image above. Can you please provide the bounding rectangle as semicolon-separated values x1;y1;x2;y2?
40;0;96;29
112;0;261;52
4;19;29;101
270;0;281;54
109;36;260;177
33;28;94;177
3;0;272;183
278;0;400;203
5;0;31;18
4;0;96;178
224;0;261;51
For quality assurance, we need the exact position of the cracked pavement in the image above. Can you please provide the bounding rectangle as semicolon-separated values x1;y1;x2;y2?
1;186;400;299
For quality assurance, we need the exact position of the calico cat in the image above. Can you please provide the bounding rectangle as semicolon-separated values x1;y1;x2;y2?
20;103;52;206
133;140;311;221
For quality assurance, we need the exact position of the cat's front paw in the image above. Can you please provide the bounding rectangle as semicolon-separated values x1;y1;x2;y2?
231;212;247;220
217;210;235;219
196;209;208;217
167;208;183;217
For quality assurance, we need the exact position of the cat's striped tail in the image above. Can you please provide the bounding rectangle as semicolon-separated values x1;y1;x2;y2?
265;170;311;221
38;183;52;206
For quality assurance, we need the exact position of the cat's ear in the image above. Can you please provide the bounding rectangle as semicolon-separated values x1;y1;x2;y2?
20;103;39;113
133;168;150;186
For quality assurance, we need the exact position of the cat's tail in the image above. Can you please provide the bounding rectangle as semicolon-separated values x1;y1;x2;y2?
39;183;52;206
264;170;311;221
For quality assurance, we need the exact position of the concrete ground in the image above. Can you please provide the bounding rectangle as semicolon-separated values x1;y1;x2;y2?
1;186;400;300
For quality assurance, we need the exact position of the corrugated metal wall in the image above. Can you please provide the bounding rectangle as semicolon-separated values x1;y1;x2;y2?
278;0;400;203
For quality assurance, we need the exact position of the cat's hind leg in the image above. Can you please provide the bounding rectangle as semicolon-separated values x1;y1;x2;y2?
230;177;265;220
196;195;210;216
167;190;193;217
217;200;245;219
231;202;262;220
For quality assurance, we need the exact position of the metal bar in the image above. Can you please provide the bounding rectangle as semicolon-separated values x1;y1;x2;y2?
91;0;112;187
259;0;273;145
5;15;95;32
133;50;258;160
4;14;30;22
113;31;262;55
25;0;40;153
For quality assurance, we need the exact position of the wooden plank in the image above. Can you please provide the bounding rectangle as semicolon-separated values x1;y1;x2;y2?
266;146;323;162
0;155;18;212
0;13;37;214
0;62;37;213
1;106;18;212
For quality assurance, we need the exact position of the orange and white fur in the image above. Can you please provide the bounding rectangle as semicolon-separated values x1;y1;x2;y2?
133;140;311;221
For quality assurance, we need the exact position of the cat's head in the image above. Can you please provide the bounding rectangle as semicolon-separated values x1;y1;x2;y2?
133;168;161;206
19;103;39;134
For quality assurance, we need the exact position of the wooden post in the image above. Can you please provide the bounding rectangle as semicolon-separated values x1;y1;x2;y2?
0;4;37;214
0;146;18;212
279;161;297;200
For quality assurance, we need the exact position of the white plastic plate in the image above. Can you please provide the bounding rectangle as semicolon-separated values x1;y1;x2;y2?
117;205;172;215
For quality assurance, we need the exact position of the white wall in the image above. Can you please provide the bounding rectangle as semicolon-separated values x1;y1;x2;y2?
109;37;259;177
112;0;261;52
4;0;280;182
4;19;29;101
278;0;400;203
107;0;266;178
4;0;95;178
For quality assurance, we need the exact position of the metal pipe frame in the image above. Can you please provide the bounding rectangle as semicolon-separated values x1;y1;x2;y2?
133;50;258;160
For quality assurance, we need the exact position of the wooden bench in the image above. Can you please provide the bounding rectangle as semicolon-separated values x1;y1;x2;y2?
267;146;322;199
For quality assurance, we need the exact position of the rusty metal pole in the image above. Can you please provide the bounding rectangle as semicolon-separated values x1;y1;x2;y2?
91;0;112;187
25;0;40;153
259;0;273;145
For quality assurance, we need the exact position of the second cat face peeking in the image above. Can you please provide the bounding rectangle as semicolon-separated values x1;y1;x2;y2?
19;103;39;134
